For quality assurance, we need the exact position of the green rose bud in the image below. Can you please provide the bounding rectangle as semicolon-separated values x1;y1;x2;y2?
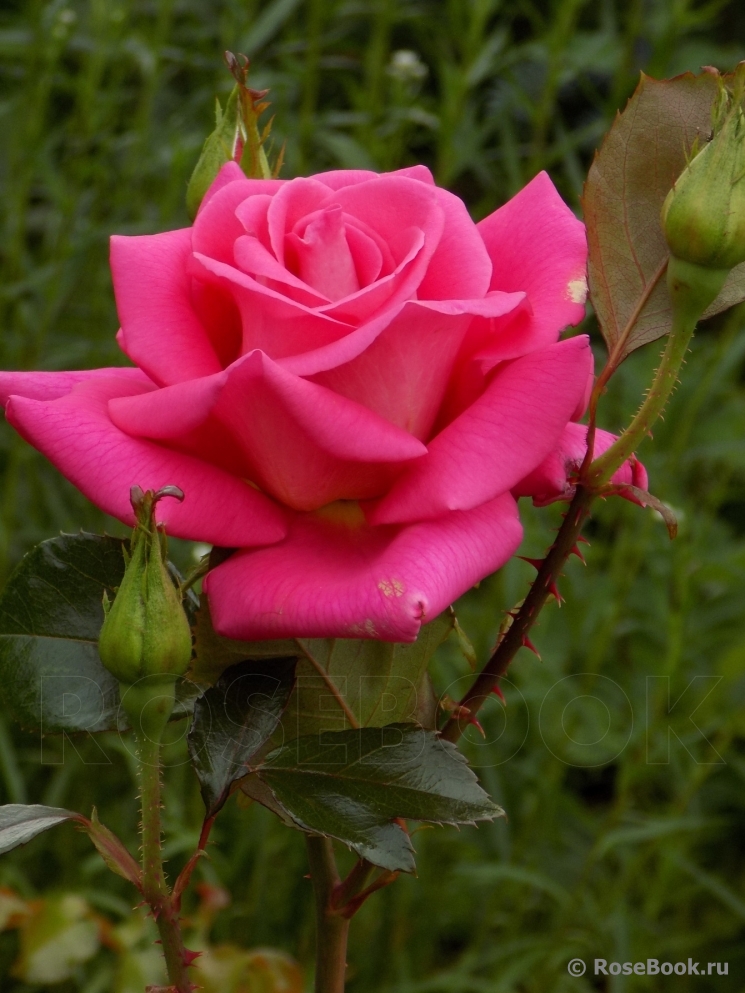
99;486;192;737
662;63;745;272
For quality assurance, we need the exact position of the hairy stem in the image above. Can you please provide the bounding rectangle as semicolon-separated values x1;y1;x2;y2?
306;835;350;993
440;485;593;743
136;732;192;992
587;259;728;488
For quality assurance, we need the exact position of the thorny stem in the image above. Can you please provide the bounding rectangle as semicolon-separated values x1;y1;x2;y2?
587;260;728;488
136;732;192;992
440;484;593;743
442;258;731;744
306;835;350;993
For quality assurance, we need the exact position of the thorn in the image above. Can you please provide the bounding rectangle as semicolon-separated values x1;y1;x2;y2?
569;543;586;564
521;635;542;659
491;683;506;704
182;948;202;967
469;715;485;737
547;580;563;604
449;704;484;736
518;556;543;571
304;873;312;879
576;535;590;545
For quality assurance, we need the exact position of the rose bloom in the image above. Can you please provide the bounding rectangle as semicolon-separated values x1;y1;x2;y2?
0;163;644;642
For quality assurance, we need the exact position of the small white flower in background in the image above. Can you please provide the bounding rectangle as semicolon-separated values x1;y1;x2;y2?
387;50;428;83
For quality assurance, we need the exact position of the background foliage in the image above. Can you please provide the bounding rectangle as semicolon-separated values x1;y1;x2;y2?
1;0;745;989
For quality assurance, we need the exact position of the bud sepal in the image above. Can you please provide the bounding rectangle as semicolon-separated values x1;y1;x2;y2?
98;487;192;714
662;62;745;272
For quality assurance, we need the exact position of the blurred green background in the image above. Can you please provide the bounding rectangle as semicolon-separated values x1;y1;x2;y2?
1;0;745;989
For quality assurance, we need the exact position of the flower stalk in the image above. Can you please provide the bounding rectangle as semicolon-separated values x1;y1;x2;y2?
306;835;350;993
135;729;194;993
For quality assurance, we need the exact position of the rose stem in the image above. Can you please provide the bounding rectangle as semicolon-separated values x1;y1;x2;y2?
440;484;593;743
306;835;350;993
441;257;728;744
136;730;192;992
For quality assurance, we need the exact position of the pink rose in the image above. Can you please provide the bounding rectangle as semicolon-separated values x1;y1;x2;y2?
0;163;644;641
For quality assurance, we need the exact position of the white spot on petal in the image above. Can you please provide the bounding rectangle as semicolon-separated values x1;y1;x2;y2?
378;578;405;598
567;276;588;305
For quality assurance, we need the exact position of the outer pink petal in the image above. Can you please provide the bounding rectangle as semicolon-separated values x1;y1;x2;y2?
109;351;426;512
514;423;649;506
4;376;287;546
111;229;223;385
466;171;588;367
204;491;522;641
372;335;593;524
0;367;151;403
311;164;435;191
312;293;524;440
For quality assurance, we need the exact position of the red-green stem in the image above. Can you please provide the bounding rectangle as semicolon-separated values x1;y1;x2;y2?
440;484;593;742
136;732;192;992
587;259;728;488
306;835;350;993
441;258;731;744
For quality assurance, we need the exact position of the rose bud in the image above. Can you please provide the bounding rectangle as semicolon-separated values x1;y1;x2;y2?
662;63;745;274
99;486;192;737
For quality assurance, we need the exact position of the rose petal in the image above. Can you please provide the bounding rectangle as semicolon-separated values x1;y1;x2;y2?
196;161;284;215
191;252;354;359
465;171;588;367
514;422;649;505
234;234;330;307
287;205;360;301
371;335;593;524
111;229;223;385
110;351;427;512
0;367;151;403
417;186;493;301
216;353;427;510
5;376;287;546
193;179;281;266
204;491;522;641
267;178;333;265
312;293;524;440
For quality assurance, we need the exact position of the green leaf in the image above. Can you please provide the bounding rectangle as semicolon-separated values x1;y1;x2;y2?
0;804;83;855
192;596;452;734
582;70;745;362
0;534;126;733
187;658;297;818
245;724;503;872
0;533;196;733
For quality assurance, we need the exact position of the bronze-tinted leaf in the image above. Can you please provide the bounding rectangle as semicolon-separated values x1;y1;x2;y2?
582;71;738;362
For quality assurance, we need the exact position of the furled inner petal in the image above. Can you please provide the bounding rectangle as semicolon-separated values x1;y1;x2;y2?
286;205;360;302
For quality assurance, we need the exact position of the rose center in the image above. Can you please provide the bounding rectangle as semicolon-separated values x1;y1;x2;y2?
286;205;360;301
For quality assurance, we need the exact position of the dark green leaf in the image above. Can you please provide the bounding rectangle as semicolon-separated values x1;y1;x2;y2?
0;533;196;733
0;534;127;733
187;658;297;818
192;596;452;734
0;804;83;855
248;724;503;872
